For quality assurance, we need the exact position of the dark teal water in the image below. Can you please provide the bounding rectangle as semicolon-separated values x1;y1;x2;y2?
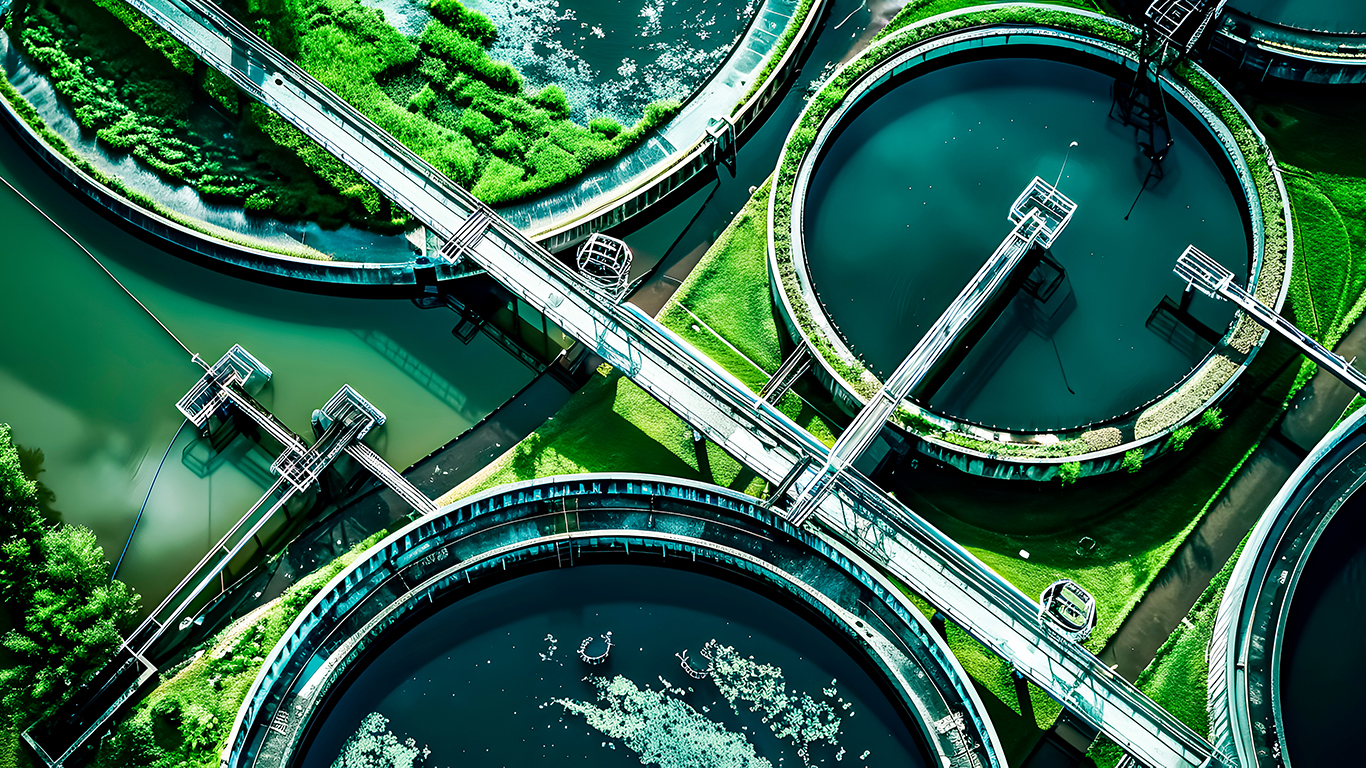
1230;0;1366;34
300;565;927;768
1281;491;1366;767
466;0;755;124
804;55;1249;431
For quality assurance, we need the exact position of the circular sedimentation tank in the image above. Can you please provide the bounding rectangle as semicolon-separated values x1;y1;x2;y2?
770;6;1291;478
224;476;1002;768
1208;410;1366;768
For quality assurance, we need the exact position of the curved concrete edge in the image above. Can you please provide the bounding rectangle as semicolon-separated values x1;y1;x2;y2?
2;0;828;286
765;3;1294;480
1206;406;1366;768
221;473;1006;768
1212;10;1366;85
0;68;426;290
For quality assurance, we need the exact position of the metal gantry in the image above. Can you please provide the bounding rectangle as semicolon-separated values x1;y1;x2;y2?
50;1;1232;764
575;233;634;299
785;177;1078;526
1176;244;1366;397
1111;0;1227;173
23;348;438;766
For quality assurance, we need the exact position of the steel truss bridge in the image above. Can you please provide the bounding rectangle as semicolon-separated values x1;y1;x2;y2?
28;0;1229;765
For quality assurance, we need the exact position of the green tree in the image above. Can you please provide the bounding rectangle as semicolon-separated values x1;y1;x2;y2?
0;526;140;722
0;425;140;727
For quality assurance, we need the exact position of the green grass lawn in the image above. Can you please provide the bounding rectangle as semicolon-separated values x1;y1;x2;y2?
1086;536;1249;767
439;370;769;504
656;179;838;446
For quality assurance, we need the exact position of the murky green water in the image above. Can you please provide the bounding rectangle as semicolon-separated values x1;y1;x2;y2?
0;126;533;607
804;55;1248;431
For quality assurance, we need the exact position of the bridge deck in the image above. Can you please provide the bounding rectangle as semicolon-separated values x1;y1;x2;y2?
100;1;1224;765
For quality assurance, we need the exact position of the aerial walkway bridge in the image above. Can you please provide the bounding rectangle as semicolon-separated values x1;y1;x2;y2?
786;177;1077;526
22;346;435;768
1176;245;1366;397
29;1;1229;765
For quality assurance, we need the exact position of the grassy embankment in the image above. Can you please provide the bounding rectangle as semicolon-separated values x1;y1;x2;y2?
84;532;385;768
1086;536;1248;766
438;180;837;505
1076;86;1366;765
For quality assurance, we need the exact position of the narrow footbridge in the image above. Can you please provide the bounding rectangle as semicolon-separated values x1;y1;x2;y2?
1177;245;1366;397
22;346;435;767
787;177;1077;525
50;1;1227;765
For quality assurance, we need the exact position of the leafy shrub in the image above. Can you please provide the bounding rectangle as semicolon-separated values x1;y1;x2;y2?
408;83;437;114
1169;424;1197;452
429;0;497;46
1122;448;1144;474
531;84;569;119
1057;461;1081;486
589;115;623;139
1199;407;1224;431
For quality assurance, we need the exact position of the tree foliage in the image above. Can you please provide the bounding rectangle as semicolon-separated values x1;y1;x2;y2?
0;425;140;727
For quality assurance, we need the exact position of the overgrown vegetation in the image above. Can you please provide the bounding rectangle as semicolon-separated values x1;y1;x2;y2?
5;0;405;235
0;73;327;259
90;532;385;768
0;425;140;745
1057;461;1081;485
243;0;680;205
6;0;704;252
